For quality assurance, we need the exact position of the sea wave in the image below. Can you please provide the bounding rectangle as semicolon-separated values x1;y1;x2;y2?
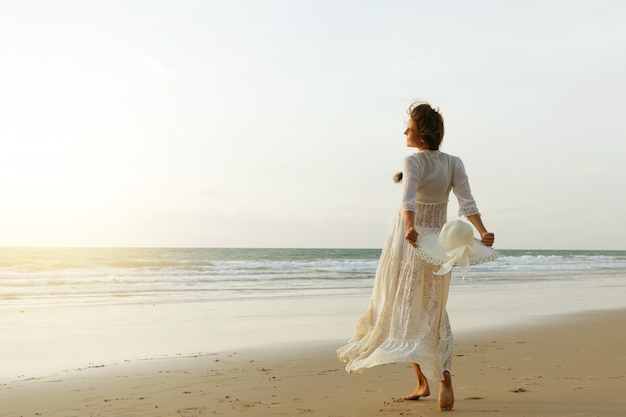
1;248;624;307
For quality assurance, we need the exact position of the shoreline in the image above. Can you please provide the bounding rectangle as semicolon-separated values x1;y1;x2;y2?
1;308;625;416
2;275;625;383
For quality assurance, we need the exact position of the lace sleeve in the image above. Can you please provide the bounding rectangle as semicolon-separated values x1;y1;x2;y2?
401;155;419;212
452;157;480;217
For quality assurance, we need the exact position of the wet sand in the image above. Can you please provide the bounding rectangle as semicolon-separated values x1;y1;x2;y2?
1;308;624;416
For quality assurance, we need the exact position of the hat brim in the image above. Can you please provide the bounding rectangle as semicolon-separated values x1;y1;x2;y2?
415;232;500;267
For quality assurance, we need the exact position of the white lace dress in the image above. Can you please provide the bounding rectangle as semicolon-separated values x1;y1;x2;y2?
337;150;480;382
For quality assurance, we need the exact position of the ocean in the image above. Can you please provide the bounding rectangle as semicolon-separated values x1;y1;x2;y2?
1;247;625;380
2;247;625;308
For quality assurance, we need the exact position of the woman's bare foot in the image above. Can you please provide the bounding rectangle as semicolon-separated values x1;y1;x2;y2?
438;371;454;411
403;363;430;400
403;384;430;401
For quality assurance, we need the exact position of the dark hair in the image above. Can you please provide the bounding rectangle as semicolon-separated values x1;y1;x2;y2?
408;101;444;151
394;101;445;183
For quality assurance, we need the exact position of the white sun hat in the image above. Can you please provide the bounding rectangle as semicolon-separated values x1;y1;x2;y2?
415;220;500;278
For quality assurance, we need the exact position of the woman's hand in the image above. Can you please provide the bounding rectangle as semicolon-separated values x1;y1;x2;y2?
405;227;418;248
480;232;495;247
403;211;418;247
467;214;495;247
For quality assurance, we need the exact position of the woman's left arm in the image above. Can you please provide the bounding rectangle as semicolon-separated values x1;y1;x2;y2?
401;156;420;248
404;210;417;247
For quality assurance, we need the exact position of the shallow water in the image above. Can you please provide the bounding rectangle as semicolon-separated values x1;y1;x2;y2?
1;247;624;381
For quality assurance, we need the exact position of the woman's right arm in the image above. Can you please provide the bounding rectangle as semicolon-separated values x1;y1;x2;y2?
452;158;495;247
467;213;495;247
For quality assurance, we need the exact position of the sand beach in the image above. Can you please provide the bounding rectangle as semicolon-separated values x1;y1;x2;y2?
1;307;624;417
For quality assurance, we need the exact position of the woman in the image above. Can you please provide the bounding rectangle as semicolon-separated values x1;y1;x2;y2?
336;102;495;411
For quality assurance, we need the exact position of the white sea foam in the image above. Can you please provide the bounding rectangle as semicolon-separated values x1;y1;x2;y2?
0;248;624;381
0;248;624;308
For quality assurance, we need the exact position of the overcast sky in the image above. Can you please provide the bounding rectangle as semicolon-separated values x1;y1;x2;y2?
1;0;624;249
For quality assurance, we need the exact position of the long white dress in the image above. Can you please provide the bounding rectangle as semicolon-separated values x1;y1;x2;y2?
336;150;480;382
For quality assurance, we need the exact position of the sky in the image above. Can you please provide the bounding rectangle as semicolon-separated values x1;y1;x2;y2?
1;0;625;250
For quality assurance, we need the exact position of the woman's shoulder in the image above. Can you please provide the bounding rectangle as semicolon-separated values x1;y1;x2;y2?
438;151;464;164
413;150;461;161
405;150;464;165
402;153;419;168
